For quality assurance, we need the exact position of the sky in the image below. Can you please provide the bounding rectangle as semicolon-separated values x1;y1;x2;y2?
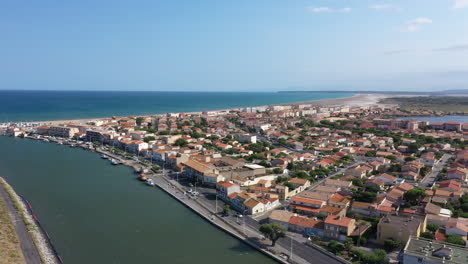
0;0;467;92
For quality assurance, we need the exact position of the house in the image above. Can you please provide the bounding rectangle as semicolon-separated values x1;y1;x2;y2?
420;152;437;167
445;218;468;239
323;179;353;190
350;201;375;216
377;214;426;245
291;196;325;208
447;168;468;182
268;210;294;228
314;185;340;195
438;180;461;192
345;164;372;178
184;159;216;182
324;215;356;241
327;193;351;209
288;216;324;237
288;178;311;191
376;173;398;186
365;179;385;190
244;198;265;215
216;182;241;200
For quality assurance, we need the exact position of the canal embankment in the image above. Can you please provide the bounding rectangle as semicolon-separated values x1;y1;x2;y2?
0;177;61;264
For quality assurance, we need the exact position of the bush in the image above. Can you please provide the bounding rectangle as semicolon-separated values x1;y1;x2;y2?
445;234;465;246
327;240;344;254
426;223;439;233
420;232;435;240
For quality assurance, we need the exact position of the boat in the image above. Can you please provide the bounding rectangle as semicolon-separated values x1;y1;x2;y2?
145;179;155;186
139;174;148;181
101;154;109;159
110;159;120;165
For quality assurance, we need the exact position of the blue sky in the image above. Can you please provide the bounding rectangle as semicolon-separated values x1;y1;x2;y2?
0;0;467;91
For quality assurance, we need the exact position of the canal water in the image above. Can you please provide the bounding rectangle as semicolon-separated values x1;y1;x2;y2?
0;137;275;264
399;115;468;124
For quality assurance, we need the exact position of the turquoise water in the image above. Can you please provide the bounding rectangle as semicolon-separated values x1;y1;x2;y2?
400;115;468;124
0;90;354;122
0;137;276;264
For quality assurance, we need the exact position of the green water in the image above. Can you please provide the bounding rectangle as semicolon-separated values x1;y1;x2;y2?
0;137;275;264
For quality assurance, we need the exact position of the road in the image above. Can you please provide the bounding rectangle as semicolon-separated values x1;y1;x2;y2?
0;182;42;264
180;179;344;264
420;153;452;188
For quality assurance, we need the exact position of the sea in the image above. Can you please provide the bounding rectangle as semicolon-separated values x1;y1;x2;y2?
0;90;354;122
0;90;353;263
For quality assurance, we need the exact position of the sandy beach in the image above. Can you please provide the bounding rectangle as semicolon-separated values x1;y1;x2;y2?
31;93;394;126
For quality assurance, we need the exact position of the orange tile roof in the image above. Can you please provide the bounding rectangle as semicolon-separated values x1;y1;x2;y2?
325;215;354;227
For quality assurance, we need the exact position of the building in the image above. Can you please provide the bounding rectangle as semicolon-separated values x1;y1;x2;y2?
403;237;468;264
377;213;426;245
48;126;79;138
324;215;356;241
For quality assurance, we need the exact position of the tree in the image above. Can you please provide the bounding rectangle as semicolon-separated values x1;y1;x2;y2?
174;138;188;147
344;238;354;255
143;136;156;143
222;205;230;215
259;223;286;246
353;191;377;203
200;117;208;127
384;239;402;251
136;117;144;126
426;223;439;233
403;187;427;206
151;165;160;172
445;234;465;246
284;182;296;191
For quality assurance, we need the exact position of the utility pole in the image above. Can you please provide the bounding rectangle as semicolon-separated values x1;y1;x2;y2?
243;209;246;235
290;236;293;262
215;194;218;214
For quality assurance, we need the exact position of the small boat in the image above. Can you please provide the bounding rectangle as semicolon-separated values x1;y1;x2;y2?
139;174;148;181
110;159;120;165
101;154;109;159
146;179;155;186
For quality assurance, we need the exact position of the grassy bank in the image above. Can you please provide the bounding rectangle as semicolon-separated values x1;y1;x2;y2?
382;96;468;113
0;192;26;264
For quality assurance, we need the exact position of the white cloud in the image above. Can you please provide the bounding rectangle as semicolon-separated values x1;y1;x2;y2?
307;7;352;13
454;0;468;9
308;7;332;13
370;4;395;10
400;18;432;33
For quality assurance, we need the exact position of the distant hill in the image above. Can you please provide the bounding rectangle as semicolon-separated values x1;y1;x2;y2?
441;89;468;94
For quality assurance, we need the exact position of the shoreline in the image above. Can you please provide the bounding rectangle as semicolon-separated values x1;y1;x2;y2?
14;93;392;126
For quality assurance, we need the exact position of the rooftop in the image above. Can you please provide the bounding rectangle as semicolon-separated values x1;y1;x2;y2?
404;237;468;264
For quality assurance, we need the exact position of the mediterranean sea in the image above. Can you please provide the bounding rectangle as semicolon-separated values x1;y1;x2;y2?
0;90;354;122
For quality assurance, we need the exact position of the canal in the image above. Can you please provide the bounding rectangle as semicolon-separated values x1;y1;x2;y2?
0;136;276;264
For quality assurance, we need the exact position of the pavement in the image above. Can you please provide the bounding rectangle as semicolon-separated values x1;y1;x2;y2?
0;182;42;264
420;153;452;188
164;174;345;264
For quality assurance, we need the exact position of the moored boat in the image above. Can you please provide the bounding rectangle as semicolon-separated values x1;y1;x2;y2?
139;174;148;181
145;179;155;186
